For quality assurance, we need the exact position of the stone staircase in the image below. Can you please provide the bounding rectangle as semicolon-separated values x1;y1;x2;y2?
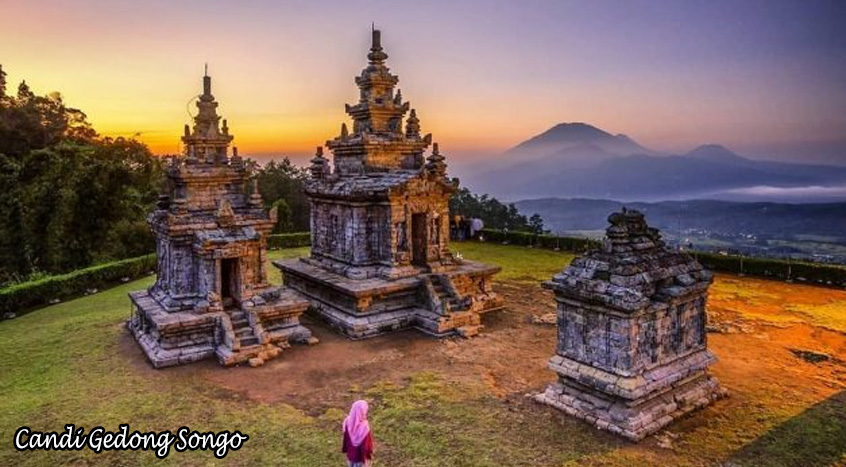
430;275;468;314
217;308;284;367
229;309;260;348
420;275;481;338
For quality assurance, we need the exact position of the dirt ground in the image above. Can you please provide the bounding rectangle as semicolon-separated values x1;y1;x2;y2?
120;274;846;416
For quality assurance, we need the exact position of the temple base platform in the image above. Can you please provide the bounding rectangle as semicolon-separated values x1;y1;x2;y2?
274;258;503;339
535;351;727;441
127;288;315;368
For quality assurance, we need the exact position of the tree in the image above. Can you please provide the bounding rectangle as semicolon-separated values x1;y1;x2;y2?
529;214;546;235
449;187;541;232
271;198;294;233
0;64;7;99
0;68;162;284
254;158;310;232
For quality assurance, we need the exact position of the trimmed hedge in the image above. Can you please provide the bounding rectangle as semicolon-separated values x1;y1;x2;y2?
694;252;846;287
0;254;157;319
267;232;311;249
479;229;601;252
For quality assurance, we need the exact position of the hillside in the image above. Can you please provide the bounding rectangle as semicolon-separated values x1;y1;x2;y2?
465;123;846;202
515;198;846;238
1;243;845;466
515;198;846;261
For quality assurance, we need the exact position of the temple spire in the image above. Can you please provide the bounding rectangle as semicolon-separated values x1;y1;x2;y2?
202;65;212;98
368;27;388;64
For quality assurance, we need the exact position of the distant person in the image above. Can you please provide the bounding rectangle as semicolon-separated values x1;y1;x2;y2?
342;400;373;467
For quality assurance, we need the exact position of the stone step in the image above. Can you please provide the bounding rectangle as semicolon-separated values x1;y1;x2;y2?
235;328;253;338
231;318;249;328
240;336;259;347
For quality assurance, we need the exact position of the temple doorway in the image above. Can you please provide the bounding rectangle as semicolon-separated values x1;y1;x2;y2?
411;213;428;266
220;258;239;307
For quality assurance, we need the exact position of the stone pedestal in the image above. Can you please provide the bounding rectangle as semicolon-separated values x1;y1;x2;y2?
535;209;726;441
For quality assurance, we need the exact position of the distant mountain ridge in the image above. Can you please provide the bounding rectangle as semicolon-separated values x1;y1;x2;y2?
466;123;846;203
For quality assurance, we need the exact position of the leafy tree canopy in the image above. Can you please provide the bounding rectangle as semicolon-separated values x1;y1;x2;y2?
448;187;544;233
0;67;162;284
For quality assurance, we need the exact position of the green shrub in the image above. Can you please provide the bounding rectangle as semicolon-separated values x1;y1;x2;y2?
0;254;156;318
479;229;600;252
267;232;311;249
694;252;846;287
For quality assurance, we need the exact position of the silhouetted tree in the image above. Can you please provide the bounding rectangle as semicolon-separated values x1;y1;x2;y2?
255;158;310;232
449;187;543;232
0;68;162;284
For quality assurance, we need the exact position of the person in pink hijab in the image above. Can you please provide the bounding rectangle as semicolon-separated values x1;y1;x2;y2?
341;400;374;466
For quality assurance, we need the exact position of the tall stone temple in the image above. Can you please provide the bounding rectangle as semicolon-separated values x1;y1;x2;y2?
276;29;503;339
536;209;726;440
128;72;314;368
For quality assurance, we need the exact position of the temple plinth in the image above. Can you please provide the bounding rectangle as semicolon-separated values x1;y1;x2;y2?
275;29;503;339
127;72;315;368
535;209;726;441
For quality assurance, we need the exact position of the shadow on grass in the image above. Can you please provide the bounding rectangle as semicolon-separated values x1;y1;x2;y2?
729;390;846;467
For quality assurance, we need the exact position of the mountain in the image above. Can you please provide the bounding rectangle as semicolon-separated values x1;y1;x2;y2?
505;122;654;164
463;123;846;203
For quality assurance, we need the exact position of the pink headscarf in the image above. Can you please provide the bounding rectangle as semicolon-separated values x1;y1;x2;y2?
343;400;371;446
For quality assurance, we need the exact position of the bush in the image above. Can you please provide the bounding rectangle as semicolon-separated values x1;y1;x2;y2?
478;229;601;252
267;232;311;249
0;254;156;318
694;252;846;287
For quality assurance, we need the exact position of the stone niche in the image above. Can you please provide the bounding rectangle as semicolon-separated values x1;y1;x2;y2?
535;209;726;441
275;29;502;339
127;73;315;368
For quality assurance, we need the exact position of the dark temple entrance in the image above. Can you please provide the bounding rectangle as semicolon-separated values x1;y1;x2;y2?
411;213;428;266
220;258;239;307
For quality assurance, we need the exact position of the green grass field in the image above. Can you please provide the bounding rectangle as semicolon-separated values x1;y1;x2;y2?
1;242;844;466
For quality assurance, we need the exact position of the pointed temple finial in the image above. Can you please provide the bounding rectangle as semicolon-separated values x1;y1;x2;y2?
183;71;232;163
310;146;330;180
368;26;387;64
405;108;420;138
426;142;447;176
203;70;211;97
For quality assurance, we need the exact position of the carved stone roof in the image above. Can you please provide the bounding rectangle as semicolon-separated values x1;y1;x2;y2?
545;209;712;312
305;170;456;199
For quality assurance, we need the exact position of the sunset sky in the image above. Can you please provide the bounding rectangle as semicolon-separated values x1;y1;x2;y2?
2;0;845;166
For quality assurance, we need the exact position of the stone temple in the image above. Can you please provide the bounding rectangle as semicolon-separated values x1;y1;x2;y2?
127;72;314;368
276;29;503;339
535;209;726;440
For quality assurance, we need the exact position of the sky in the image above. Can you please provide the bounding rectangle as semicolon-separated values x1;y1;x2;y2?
2;0;845;166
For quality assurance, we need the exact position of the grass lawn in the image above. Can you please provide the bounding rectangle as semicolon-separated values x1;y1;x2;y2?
1;242;844;466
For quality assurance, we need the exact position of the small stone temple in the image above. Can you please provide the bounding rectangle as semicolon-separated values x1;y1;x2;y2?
127;72;314;368
535;209;726;440
276;29;502;339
